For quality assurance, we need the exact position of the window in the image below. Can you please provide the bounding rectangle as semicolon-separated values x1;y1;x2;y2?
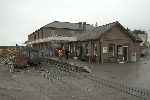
34;34;36;40
41;32;44;39
108;44;115;56
103;47;108;53
108;44;114;52
37;32;39;39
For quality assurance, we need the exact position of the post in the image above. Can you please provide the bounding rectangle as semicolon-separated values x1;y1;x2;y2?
97;40;100;64
101;42;104;64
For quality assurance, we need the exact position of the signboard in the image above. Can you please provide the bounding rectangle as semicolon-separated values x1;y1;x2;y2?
103;47;108;53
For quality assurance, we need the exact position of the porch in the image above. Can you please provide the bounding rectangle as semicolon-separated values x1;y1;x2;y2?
65;41;131;64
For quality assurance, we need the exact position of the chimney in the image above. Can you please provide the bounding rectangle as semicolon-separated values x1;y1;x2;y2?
78;22;82;30
83;22;86;31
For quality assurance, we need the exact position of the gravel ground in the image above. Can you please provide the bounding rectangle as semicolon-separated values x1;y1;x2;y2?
0;61;147;100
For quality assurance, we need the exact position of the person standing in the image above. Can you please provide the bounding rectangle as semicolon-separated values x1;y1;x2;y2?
8;56;15;73
65;49;69;60
58;49;62;62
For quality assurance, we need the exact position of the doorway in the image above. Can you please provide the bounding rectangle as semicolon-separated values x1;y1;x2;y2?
117;45;128;62
123;46;128;61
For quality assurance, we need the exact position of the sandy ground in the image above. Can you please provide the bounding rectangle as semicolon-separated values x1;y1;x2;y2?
0;63;145;100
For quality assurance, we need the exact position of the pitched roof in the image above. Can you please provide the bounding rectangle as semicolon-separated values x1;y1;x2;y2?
43;21;95;31
77;21;119;41
76;21;142;42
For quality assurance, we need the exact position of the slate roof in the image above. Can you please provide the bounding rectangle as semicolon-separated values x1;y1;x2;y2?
43;21;95;31
76;21;142;42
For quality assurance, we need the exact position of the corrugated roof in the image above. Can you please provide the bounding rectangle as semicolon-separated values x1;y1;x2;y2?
76;21;142;42
77;21;118;41
43;21;95;31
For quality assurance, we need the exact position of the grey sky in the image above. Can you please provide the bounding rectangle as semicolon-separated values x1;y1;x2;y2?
0;0;150;46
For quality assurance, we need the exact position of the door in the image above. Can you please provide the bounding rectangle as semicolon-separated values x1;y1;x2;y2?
123;46;128;61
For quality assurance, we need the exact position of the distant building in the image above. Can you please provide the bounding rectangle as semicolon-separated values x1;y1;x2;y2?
26;21;142;63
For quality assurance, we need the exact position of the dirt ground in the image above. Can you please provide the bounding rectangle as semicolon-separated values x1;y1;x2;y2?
91;51;150;89
0;62;147;100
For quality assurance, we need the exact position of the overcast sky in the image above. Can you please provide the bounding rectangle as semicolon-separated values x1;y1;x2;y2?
0;0;150;46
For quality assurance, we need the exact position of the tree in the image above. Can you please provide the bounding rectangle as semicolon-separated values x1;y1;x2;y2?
126;27;131;32
132;29;146;35
132;29;149;48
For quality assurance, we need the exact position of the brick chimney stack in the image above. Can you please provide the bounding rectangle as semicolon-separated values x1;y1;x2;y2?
83;22;86;31
78;22;82;30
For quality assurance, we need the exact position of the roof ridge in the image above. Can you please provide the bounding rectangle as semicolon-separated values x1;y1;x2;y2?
48;21;93;26
94;21;119;29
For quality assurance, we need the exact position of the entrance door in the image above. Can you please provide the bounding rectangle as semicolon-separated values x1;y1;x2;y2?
123;46;128;61
79;46;83;59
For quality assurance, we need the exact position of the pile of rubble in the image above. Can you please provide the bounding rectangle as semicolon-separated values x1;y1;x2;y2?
38;60;86;81
0;56;10;65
